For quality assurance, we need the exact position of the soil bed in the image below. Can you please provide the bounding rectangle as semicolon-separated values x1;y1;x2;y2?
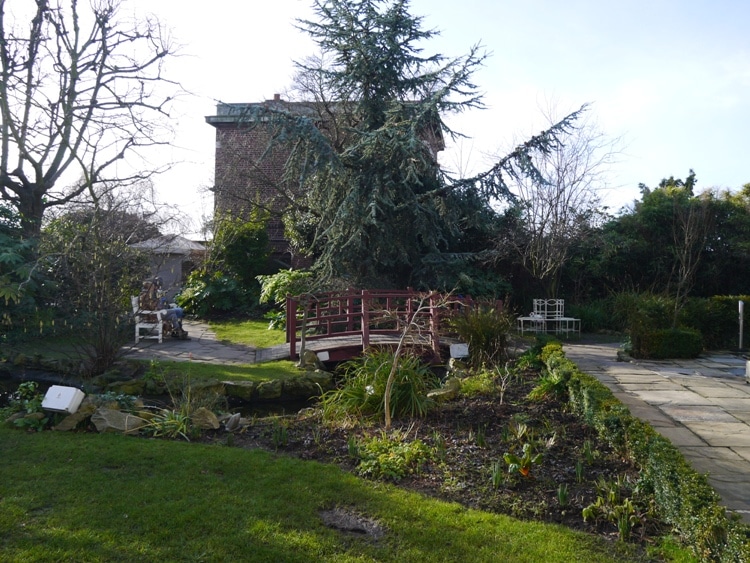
200;366;664;551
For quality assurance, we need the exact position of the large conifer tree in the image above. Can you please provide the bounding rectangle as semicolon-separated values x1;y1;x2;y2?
243;0;583;288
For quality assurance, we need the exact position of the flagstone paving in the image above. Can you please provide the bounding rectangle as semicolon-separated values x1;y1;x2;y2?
564;341;750;524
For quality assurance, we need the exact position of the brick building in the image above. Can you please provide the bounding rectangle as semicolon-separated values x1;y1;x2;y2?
205;95;313;267
206;95;444;268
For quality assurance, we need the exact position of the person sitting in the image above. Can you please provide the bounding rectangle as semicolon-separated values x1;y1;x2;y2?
163;306;188;339
138;277;188;339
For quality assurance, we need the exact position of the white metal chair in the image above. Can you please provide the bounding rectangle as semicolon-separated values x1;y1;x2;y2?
131;296;164;344
518;299;581;336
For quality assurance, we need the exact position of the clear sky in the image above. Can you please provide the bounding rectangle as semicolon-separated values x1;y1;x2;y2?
129;0;750;232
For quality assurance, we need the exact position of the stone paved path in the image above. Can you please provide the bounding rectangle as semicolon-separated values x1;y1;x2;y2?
121;320;261;364
564;341;750;524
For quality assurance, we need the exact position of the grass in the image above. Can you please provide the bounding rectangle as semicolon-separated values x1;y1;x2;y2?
209;318;286;348
0;426;641;562
144;359;301;382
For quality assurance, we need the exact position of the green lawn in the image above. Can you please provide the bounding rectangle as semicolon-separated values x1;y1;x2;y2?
209;318;287;348
0;427;643;562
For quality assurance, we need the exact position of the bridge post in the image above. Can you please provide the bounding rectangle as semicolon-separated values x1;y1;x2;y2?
362;289;370;350
287;295;297;360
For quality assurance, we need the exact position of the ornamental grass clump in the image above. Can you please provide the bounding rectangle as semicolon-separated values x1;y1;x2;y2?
446;301;514;368
319;348;438;423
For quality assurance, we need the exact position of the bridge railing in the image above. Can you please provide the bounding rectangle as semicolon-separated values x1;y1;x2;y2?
285;289;500;360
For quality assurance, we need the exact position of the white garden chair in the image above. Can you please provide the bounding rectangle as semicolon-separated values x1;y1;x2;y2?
131;296;164;344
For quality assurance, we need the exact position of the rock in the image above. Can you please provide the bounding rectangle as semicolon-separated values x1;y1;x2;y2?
447;358;469;377
282;377;320;400
427;377;461;403
224;412;241;432
189;379;225;396
191;407;219;430
298;349;323;370
304;369;335;391
223;380;258;401
106;378;145;396
53;403;96;431
257;379;283;400
91;408;146;434
5;412;25;424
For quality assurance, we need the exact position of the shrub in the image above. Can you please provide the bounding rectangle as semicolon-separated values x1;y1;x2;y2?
682;296;749;350
567;299;617;333
177;272;261;318
176;213;270;317
256;269;317;329
632;328;703;359
459;368;497;397
445;300;514;368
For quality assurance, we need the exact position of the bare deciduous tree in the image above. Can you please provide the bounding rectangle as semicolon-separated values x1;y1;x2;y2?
0;0;179;236
504;105;620;297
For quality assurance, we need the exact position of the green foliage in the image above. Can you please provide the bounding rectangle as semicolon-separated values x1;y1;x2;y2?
566;299;617;333
177;272;260;317
459;368;497;397
503;442;543;478
257;269;316;306
612;292;703;358
319;348;438;422
634;327;703;359
354;431;433;481
446;301;514;368
7;381;44;415
557;483;569;508
528;343;573;401
682;296;749;350
256;269;316;329
141;408;193;441
177;213;270;317
489;459;505;490
582;486;641;542
212;214;271;286
2;382;48;431
0;205;37;319
527;370;568;402
561;173;750;302
245;0;588;288
271;419;289;449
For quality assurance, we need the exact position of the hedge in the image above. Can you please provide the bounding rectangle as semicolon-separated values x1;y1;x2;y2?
540;342;750;561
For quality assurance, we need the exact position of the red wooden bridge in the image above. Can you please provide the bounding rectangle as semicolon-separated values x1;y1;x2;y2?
285;289;500;362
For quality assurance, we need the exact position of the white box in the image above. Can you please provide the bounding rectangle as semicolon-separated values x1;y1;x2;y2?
42;385;85;414
450;343;469;359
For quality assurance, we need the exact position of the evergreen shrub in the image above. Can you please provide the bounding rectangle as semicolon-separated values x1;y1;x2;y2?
633;328;703;359
682;296;750;350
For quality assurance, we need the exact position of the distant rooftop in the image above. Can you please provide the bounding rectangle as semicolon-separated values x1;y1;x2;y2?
131;235;206;255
